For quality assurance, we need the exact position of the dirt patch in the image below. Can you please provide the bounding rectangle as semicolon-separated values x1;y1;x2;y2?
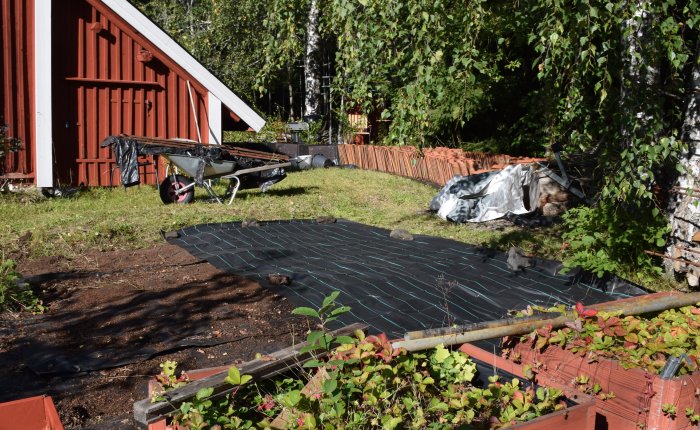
0;244;301;429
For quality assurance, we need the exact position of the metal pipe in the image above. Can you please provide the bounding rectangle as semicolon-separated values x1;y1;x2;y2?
394;291;700;352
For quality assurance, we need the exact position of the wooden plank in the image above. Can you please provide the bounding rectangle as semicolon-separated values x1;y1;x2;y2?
65;76;164;88
133;323;366;427
394;292;696;352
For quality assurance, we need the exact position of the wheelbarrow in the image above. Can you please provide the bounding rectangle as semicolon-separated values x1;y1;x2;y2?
160;153;290;204
101;135;290;205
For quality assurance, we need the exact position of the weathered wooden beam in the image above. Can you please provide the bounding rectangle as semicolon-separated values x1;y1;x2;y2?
133;323;366;428
395;291;700;352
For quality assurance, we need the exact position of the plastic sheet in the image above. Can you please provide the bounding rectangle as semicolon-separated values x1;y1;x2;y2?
430;164;538;223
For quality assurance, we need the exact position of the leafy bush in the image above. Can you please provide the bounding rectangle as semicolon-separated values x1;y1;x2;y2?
0;257;44;314
561;201;669;282
159;340;566;429
155;292;569;429
505;304;700;375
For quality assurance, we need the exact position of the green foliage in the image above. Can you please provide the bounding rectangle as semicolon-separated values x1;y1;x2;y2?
151;360;190;402
533;0;696;278
662;403;677;419
0;257;43;314
131;0;269;101
161;338;566;429
225;366;253;386
225;118;296;143
0;125;22;174
155;294;570;428
561;201;670;281
292;291;354;367
508;305;700;375
326;0;499;146
258;0;536;148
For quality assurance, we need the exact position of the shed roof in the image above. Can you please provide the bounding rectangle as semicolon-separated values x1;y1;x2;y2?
101;0;265;132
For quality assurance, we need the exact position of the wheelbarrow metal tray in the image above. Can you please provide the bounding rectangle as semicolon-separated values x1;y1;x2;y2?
163;154;237;179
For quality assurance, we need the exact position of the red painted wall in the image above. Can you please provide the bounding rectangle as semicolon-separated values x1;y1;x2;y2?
1;0;35;180
52;0;211;186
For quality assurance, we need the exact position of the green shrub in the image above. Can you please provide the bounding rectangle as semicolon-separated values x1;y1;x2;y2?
561;201;668;282
0;257;44;314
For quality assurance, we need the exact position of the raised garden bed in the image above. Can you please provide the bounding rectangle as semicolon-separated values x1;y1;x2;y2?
138;324;596;430
500;294;700;430
0;395;64;430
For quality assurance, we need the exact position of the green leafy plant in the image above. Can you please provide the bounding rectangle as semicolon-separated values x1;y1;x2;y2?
662;403;677;419
154;293;580;430
292;290;354;368
573;373;616;401
160;340;567;429
154;293;573;429
225;366;253;386
151;360;190;402
0;257;43;314
561;199;672;282
0;125;22;176
506;304;700;375
685;407;699;424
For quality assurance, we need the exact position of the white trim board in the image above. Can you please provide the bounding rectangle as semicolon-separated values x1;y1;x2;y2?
100;0;265;132
207;92;222;145
35;0;53;187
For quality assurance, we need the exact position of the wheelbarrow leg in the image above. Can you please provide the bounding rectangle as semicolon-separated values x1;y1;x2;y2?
227;176;241;205
202;180;223;204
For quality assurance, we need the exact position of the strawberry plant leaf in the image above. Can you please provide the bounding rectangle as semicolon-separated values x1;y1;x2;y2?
292;307;320;318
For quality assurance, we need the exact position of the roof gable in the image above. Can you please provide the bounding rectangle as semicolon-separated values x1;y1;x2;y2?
100;0;265;132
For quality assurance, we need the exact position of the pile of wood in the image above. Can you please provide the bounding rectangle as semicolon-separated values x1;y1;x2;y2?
535;174;570;217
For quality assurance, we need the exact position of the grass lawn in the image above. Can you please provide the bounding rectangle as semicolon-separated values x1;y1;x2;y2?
1;168;564;260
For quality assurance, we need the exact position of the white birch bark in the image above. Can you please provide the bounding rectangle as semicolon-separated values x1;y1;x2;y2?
620;0;659;146
304;0;320;118
666;53;700;286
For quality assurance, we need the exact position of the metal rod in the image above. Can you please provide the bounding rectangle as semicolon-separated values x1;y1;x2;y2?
393;292;700;352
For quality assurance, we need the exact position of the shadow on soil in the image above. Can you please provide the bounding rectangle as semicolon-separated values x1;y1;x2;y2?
0;270;283;403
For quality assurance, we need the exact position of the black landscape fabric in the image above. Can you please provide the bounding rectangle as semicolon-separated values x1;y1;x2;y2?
171;220;645;338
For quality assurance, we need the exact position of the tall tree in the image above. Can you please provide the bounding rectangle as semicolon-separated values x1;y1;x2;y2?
667;43;700;285
532;0;697;281
304;0;321;118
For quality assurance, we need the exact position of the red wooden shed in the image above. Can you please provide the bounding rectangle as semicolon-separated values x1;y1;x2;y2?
1;0;265;187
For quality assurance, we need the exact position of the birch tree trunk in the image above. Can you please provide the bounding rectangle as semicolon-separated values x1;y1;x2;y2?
620;0;659;147
303;0;320;119
666;47;700;286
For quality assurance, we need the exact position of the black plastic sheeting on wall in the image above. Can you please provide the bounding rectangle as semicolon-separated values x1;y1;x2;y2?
170;220;646;338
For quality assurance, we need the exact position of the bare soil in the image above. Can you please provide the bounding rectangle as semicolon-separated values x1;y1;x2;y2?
0;244;300;429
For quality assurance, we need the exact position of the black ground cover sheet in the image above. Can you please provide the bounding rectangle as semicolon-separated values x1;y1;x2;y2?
171;220;645;338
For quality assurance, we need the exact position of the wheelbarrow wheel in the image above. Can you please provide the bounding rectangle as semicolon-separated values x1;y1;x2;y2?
159;175;194;204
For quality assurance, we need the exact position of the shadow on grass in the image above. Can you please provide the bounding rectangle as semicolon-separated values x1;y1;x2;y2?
263;186;318;197
484;228;550;253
